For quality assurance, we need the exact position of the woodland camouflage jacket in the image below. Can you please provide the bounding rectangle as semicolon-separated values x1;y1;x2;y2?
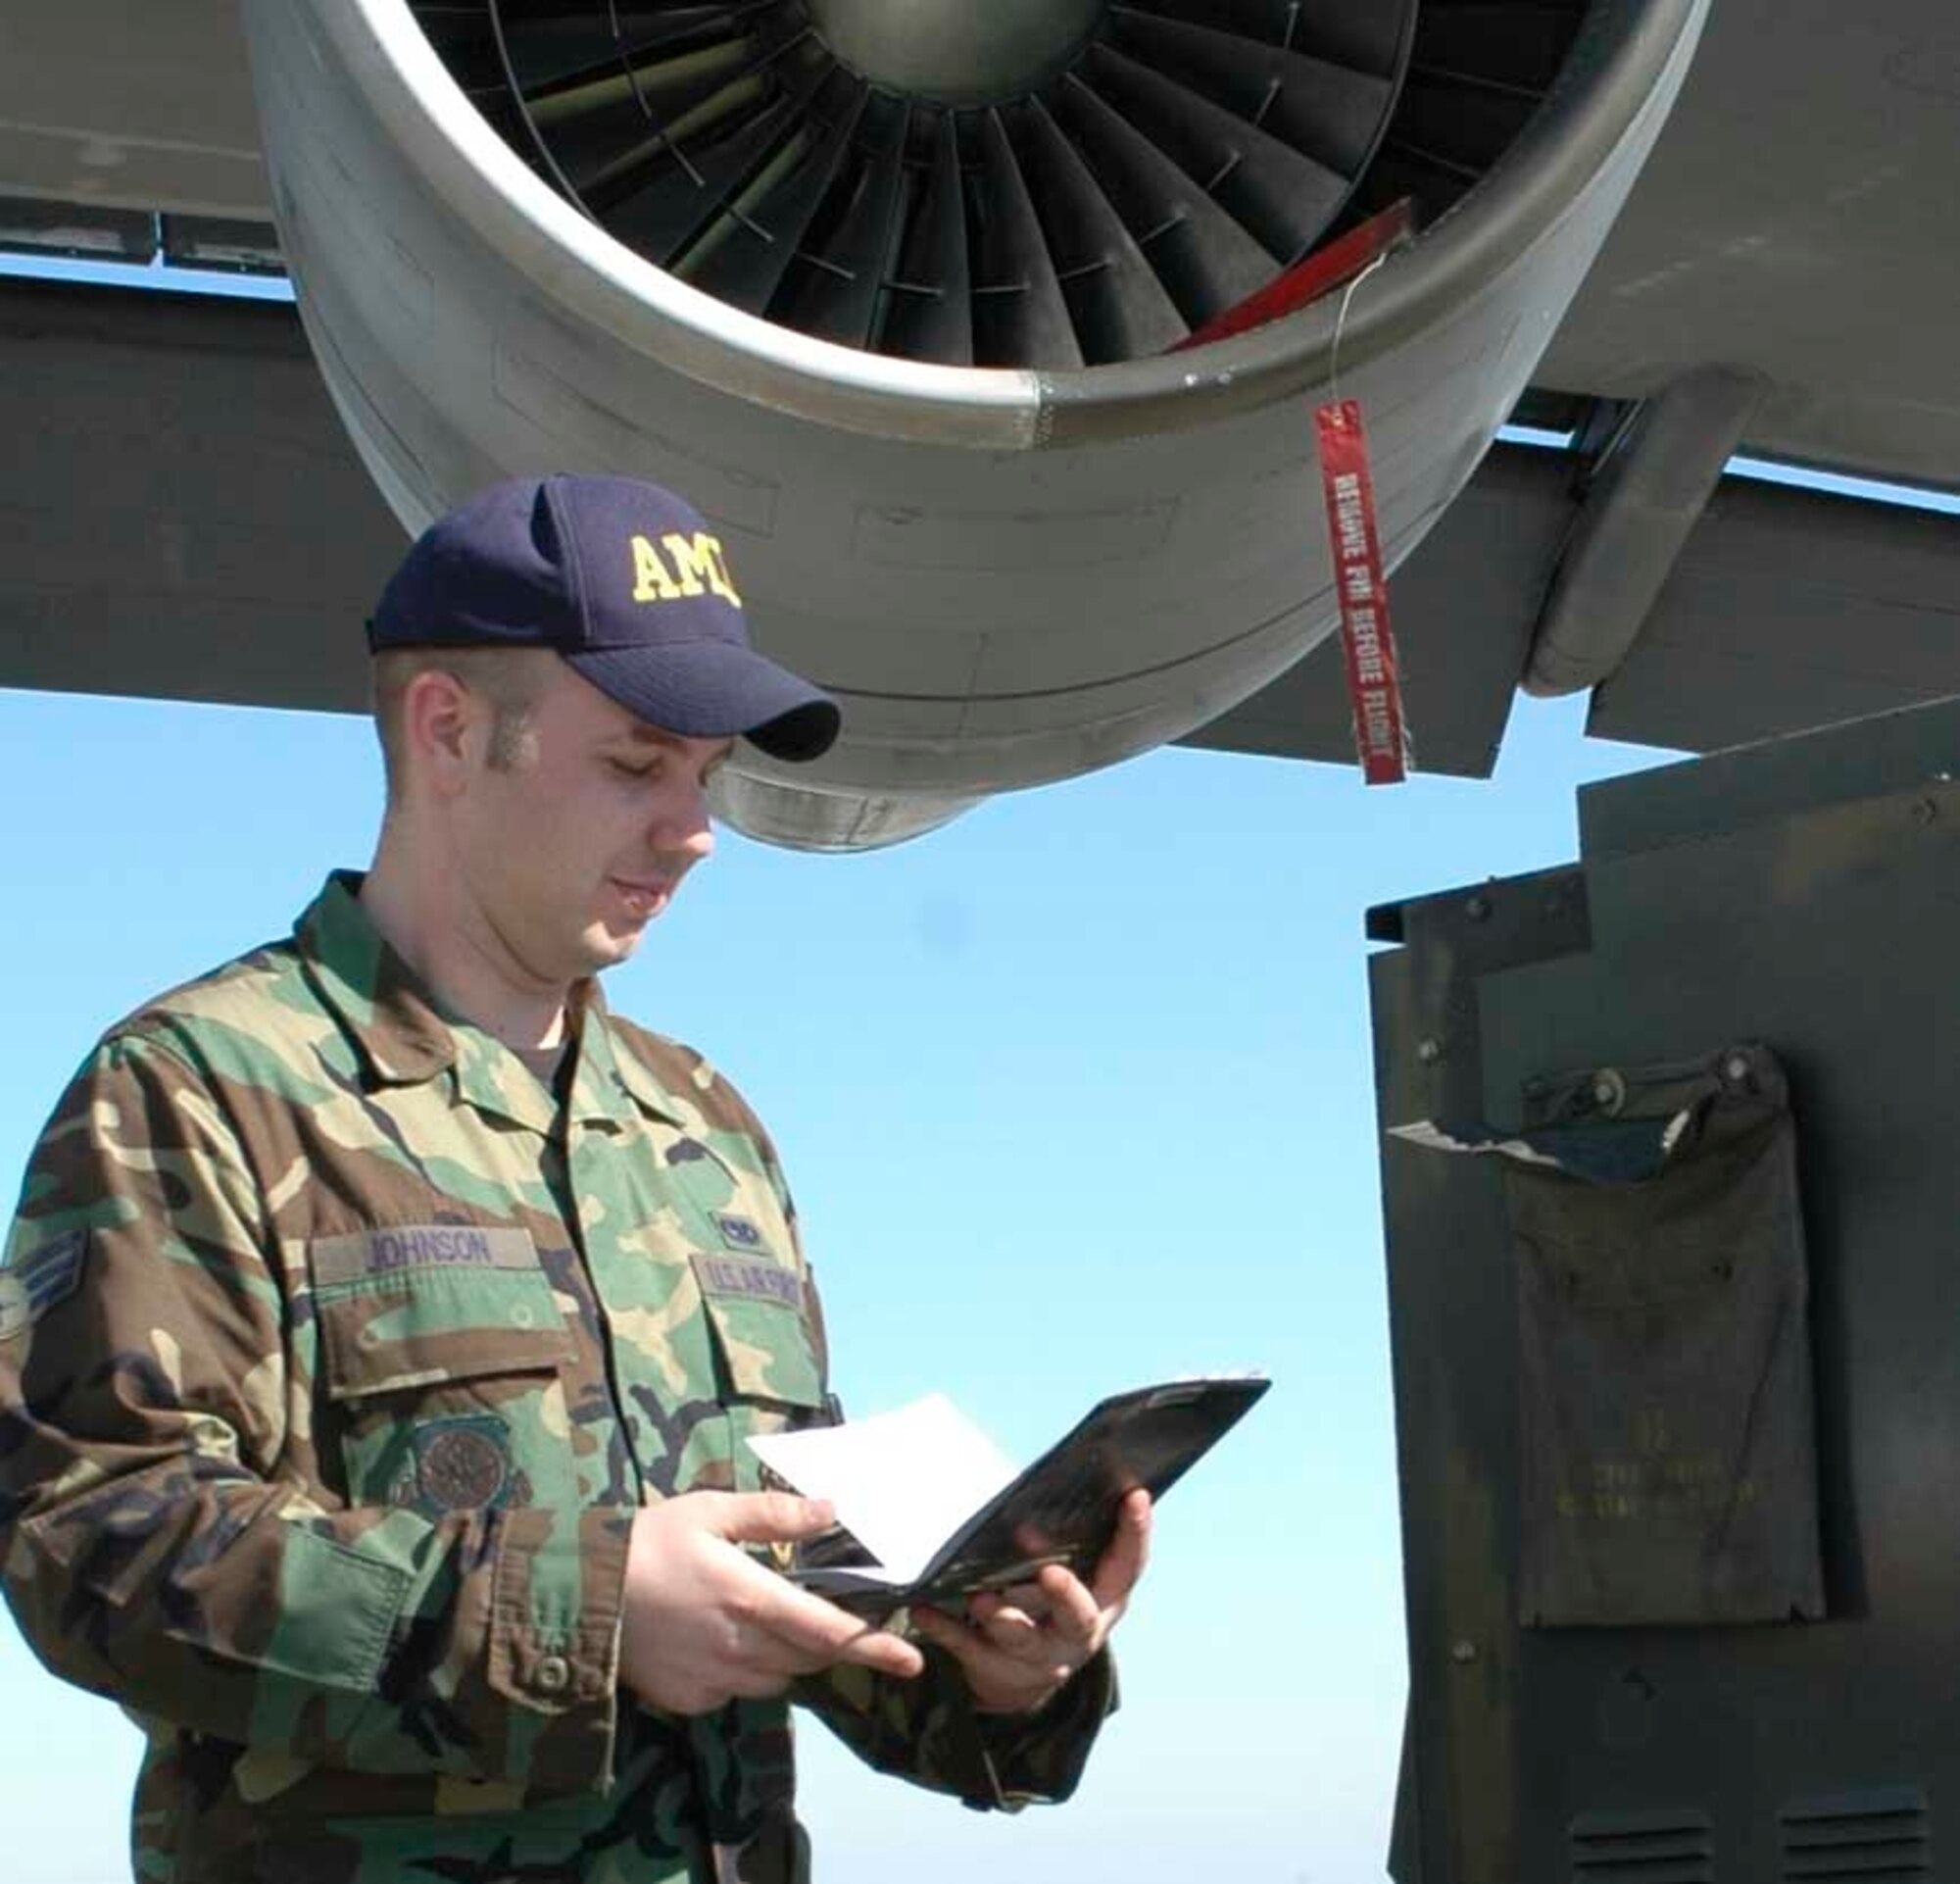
0;874;1109;1884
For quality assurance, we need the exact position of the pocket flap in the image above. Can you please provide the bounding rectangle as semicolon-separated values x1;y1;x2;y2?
690;1251;825;1410
309;1226;573;1401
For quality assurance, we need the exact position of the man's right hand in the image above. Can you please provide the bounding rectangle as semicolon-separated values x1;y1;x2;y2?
618;1491;924;1715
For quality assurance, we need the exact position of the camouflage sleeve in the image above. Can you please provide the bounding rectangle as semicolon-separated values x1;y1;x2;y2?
798;1645;1116;1810
0;1033;630;1794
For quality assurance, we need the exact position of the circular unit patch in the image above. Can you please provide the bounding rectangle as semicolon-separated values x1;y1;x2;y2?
415;1423;511;1513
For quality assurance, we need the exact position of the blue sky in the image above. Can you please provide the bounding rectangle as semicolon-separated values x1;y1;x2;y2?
0;667;1678;1883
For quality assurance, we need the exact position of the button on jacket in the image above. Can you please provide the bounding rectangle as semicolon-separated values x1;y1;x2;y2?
0;875;1110;1883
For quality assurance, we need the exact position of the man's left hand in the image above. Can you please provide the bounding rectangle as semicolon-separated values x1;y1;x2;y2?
909;1488;1152;1715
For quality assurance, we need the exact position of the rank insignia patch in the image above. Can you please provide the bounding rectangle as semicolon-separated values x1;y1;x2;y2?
0;1230;87;1342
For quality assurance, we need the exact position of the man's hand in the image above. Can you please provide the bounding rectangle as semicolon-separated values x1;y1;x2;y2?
910;1489;1152;1715
619;1490;924;1715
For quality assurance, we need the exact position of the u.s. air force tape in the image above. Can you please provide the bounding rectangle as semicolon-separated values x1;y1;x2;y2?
693;1252;805;1313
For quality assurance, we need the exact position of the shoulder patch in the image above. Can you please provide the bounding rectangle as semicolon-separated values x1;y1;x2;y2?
0;1230;88;1341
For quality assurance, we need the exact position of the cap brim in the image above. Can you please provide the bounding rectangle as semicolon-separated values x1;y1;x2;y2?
565;641;842;763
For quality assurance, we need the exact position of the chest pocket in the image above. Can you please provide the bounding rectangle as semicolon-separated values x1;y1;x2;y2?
690;1250;830;1490
308;1225;575;1516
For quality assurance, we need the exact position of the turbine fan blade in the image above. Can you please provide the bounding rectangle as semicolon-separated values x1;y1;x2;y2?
1047;74;1275;331
589;31;827;261
1351;0;1589;223
1102;8;1398;179
768;93;911;351
413;0;1587;369
677;66;868;313
972;107;1083;370
1005;92;1190;363
1114;0;1410;78
1079;42;1348;264
878;111;974;367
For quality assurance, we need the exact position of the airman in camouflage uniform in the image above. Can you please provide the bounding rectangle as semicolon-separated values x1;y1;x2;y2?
0;476;1147;1883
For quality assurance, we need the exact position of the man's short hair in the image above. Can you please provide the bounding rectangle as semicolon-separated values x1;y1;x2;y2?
371;647;559;801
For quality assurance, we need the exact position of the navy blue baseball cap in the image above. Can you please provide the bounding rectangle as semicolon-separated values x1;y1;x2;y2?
368;474;841;762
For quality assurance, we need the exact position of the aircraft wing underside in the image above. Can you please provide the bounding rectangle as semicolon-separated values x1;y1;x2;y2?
2;0;1957;782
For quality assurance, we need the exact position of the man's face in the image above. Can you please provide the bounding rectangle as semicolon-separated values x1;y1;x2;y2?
450;660;730;987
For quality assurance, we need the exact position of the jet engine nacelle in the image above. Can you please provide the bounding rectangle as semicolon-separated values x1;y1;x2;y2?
243;0;1708;849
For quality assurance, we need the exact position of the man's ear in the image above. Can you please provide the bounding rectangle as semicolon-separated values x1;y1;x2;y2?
400;668;479;798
